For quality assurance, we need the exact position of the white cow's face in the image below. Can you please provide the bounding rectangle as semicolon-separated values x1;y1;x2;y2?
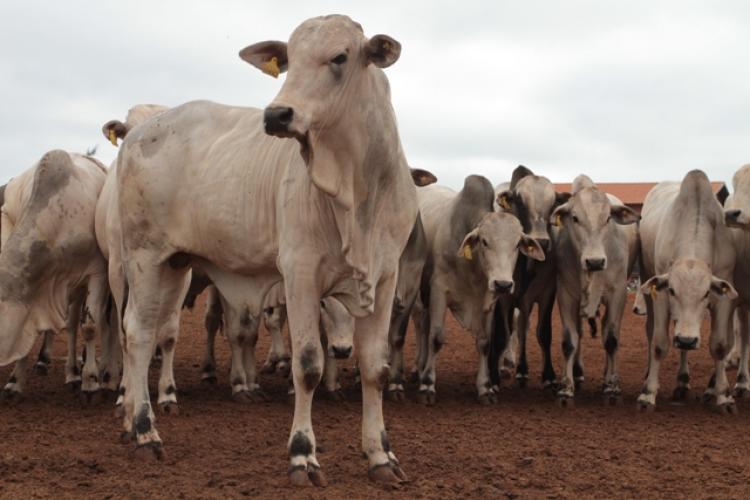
239;15;400;166
320;296;354;360
458;212;545;301
641;258;737;350
725;164;750;228
551;187;638;271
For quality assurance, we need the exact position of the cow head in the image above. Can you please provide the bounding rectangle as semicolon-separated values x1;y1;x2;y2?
102;104;169;147
320;296;355;360
550;183;639;272
725;164;750;229
641;258;737;350
457;212;545;306
240;15;401;209
496;165;570;252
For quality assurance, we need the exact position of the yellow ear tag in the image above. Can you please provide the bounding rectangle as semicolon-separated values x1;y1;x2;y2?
500;196;511;210
722;284;729;294
555;214;562;227
262;56;281;78
463;245;473;260
108;129;118;147
527;244;534;253
650;284;657;299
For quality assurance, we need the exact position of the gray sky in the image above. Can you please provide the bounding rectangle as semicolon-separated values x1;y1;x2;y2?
1;1;749;189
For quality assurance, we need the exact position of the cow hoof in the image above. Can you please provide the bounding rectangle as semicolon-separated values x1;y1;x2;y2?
79;390;100;406
1;389;23;405
734;387;750;399
574;378;584;391
637;401;655;413
232;389;268;404
114;404;125;418
515;376;529;389
260;361;277;375
416;390;436;406
132;442;165;461
387;389;405;403
407;371;420;384
201;375;218;385
323;389;345;402
369;463;407;484
67;380;82;393
603;394;623;407
716;403;738;415
33;362;49;376
556;396;574;409
277;361;291;379
499;368;513;380
701;392;714;405
119;431;135;444
672;386;690;401
159;402;180;415
478;392;498;405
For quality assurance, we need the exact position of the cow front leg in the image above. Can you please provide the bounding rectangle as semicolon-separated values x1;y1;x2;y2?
537;292;557;389
201;286;222;384
418;289;447;405
557;289;581;406
34;331;54;376
241;310;266;402
357;275;407;484
64;298;83;391
387;307;410;401
476;324;497;405
637;292;669;411
734;306;750;397
672;351;691;400
514;308;530;387
99;302;123;394
225;302;264;403
707;299;736;413
601;294;625;406
157;305;184;415
261;306;291;377
2;355;29;403
81;272;110;400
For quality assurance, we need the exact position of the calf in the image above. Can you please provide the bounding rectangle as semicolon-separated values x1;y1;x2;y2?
638;170;737;412
416;175;545;404
550;175;639;406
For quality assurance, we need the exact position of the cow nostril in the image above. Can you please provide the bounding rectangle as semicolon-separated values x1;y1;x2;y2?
263;106;294;134
493;280;513;293
673;336;699;350
585;258;605;271
331;345;352;359
726;209;742;221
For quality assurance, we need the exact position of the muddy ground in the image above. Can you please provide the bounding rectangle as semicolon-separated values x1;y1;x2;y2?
1;294;749;499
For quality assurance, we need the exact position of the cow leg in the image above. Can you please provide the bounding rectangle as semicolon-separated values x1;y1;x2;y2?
637;292;670;410
261;307;291;376
572;315;585;389
673;351;691;400
557;289;581;405
34;331;54;375
412;303;428;382
418;288;447;405
64;297;83;391
323;354;341;396
476;313;497;405
514;307;530;387
156;268;189;415
99;300;123;393
201;286;223;384
501;323;518;380
121;253;189;458
241;311;264;400
707;298;736;412
356;274;407;484
387;306;410;401
601;292;626;405
537;292;557;389
225;301;263;403
2;355;29;402
81;273;110;399
734;306;750;397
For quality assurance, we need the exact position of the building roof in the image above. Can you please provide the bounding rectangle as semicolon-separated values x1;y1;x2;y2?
552;182;728;205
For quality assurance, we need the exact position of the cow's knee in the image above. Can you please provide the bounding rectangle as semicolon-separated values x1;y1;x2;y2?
604;331;618;356
299;344;322;392
431;327;445;353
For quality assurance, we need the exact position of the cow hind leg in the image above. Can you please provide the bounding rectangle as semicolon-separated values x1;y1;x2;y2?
80;272;111;401
157;281;188;416
201;286;222;384
672;351;691;401
514;307;530;387
734;306;750;397
261;306;290;376
64;298;83;391
417;290;447;405
2;355;29;403
706;299;736;413
537;294;557;389
387;308;410;401
34;331;54;376
241;313;266;402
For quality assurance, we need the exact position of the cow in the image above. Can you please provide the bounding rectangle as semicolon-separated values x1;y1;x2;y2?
638;170;737;412
415;175;545;405
548;175;639;406
493;165;571;389
723;164;750;396
0;150;108;402
115;15;416;485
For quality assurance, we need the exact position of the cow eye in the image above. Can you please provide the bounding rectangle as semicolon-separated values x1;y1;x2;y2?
481;238;488;247
331;53;347;65
703;290;710;299
320;300;326;309
572;215;579;224
668;287;675;297
606;215;612;223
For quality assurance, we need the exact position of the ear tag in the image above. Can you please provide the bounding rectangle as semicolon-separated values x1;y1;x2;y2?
262;56;280;78
108;129;118;147
650;284;657;299
722;284;729;294
500;196;511;210
527;244;534;253
382;41;391;51
463;245;473;261
554;214;563;227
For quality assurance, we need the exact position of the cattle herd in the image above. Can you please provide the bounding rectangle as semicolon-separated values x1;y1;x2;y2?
1;14;750;488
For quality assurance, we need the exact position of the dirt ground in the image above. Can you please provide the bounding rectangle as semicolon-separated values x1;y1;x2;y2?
2;293;750;499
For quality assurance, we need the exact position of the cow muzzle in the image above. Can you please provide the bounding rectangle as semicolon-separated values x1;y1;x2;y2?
330;344;353;360
491;280;514;294
584;257;606;271
264;106;294;136
674;335;699;350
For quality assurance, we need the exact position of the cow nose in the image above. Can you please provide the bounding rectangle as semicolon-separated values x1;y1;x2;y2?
537;238;550;251
585;258;606;271
673;335;699;350
264;106;294;135
726;209;742;223
331;345;353;360
493;280;513;293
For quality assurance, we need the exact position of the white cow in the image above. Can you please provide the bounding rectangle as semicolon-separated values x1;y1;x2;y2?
638;170;737;412
0;150;108;401
415;176;545;405
115;15;416;486
549;175;639;406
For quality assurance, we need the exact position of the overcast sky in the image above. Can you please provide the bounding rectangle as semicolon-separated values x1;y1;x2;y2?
1;1;749;189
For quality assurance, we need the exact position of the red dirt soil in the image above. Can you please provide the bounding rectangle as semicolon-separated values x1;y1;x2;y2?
2;294;749;499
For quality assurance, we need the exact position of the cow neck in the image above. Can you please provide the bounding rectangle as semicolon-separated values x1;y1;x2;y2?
320;68;407;316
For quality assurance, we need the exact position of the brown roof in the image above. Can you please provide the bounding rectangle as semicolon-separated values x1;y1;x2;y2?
552;182;728;205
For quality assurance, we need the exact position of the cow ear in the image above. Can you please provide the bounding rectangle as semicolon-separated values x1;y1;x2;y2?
365;34;401;68
519;235;545;262
550;202;571;227
496;190;514;212
457;229;479;261
239;41;288;78
640;275;668;299
710;277;738;300
410;168;437;187
510;165;533;189
555;191;572;207
610;204;640;225
102;120;128;147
